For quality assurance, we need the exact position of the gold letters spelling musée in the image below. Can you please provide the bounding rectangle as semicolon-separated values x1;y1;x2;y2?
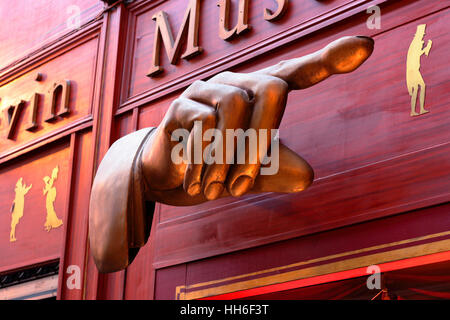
147;0;288;76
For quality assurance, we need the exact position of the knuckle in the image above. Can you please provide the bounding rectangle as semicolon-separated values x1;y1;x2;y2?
222;87;249;109
181;80;204;98
170;98;183;111
257;77;288;105
191;79;205;88
263;77;288;96
218;71;234;79
202;111;216;127
222;71;234;78
214;86;249;110
184;80;205;96
229;88;249;106
165;98;185;127
209;71;233;83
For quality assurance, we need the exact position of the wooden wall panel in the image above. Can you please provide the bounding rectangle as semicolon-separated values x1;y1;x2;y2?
111;110;135;143
151;202;450;299
1;0;445;300
82;4;132;300
0;0;106;301
154;263;186;300
121;0;360;106
0;139;70;273
133;0;449;223
123;206;159;300
66;0;450;300
58;130;93;300
0;0;103;71
0;36;99;158
142;2;450;268
175;202;450;299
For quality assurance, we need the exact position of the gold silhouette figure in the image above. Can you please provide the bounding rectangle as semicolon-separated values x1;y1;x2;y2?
10;178;32;242
407;24;432;116
43;166;63;232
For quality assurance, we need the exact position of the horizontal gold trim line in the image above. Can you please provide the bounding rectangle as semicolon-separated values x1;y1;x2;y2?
177;238;450;300
176;230;450;295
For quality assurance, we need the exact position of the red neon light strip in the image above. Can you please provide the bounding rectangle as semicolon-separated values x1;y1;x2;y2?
200;250;450;300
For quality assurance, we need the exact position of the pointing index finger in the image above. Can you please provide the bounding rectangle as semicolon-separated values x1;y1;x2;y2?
254;36;374;90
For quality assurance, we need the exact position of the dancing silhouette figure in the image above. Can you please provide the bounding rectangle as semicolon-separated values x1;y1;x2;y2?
43;166;63;232
10;178;32;242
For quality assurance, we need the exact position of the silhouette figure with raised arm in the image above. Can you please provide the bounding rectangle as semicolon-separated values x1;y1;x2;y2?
10;178;32;242
407;24;432;116
43;166;63;232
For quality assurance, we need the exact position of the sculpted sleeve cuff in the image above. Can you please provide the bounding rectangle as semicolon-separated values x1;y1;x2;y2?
89;127;156;273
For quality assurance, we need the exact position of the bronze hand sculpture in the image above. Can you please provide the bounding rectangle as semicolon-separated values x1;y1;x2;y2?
89;36;374;272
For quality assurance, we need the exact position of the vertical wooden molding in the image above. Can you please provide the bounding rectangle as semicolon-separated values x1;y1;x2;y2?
57;133;77;300
82;12;109;300
84;2;130;301
131;107;139;131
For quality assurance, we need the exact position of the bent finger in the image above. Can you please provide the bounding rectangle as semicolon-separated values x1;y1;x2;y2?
209;73;289;197
141;97;214;191
182;80;253;200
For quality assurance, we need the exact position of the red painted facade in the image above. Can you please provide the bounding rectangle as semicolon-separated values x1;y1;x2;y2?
0;0;449;300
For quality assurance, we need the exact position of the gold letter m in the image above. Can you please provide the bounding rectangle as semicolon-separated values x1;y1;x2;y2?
147;0;202;77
